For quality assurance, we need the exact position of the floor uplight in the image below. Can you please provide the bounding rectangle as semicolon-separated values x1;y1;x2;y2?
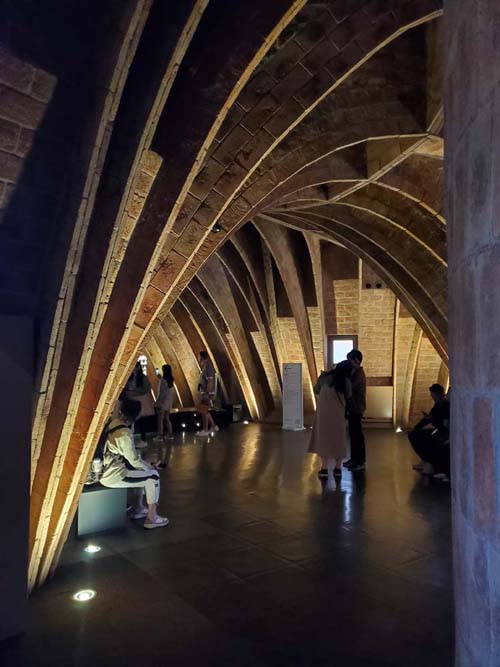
181;423;186;428
196;422;201;427
73;589;96;602
396;427;403;433
84;544;101;554
243;420;249;425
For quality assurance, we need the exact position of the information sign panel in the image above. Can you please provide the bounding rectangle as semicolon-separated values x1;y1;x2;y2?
282;362;304;431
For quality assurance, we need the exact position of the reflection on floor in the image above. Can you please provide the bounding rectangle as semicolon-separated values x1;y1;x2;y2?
3;425;454;666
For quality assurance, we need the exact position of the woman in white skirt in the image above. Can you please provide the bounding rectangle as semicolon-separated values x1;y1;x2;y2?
156;364;174;439
308;360;352;479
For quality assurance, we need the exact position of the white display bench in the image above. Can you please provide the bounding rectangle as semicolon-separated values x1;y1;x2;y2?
78;485;127;536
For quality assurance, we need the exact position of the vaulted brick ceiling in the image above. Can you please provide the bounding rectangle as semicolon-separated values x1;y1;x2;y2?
0;0;445;587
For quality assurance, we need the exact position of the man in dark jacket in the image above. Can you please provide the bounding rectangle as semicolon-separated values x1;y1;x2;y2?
344;349;367;471
408;384;450;478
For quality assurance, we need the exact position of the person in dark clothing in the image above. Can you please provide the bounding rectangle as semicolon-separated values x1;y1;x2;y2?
409;384;450;480
123;362;154;448
344;349;367;472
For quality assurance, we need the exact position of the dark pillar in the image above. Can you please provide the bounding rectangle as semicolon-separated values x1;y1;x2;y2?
445;1;500;664
0;317;32;640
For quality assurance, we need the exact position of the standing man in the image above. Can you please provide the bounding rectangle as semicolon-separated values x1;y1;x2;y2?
344;349;367;472
196;351;219;436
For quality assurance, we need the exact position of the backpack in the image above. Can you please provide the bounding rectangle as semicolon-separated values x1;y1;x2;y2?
84;420;127;485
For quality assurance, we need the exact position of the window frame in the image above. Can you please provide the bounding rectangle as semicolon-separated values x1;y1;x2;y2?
327;334;359;367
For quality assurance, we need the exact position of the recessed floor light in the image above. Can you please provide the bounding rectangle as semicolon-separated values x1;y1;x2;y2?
84;544;101;554
243;420;249;425
73;589;96;602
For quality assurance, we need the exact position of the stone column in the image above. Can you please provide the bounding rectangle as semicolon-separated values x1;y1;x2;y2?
445;1;500;665
0;317;32;641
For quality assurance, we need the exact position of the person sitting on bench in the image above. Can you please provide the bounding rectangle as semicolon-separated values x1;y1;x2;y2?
408;384;450;479
100;398;169;529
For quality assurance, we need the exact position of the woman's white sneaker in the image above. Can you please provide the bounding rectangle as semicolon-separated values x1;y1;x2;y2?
144;515;170;529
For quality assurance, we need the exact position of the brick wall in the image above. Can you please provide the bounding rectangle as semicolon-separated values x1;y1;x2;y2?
321;242;359;336
0;48;56;222
332;279;360;335
408;335;442;428
0;47;56;312
358;289;396;378
394;309;419;428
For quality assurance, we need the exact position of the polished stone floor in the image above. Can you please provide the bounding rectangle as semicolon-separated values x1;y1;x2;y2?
3;424;454;666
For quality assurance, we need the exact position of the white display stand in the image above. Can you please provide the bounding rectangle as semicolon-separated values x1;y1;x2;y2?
282;362;304;431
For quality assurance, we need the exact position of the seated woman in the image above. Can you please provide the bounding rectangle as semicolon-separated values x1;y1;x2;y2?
100;398;169;529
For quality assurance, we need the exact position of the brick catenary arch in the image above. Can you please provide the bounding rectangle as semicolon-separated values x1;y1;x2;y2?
0;1;446;587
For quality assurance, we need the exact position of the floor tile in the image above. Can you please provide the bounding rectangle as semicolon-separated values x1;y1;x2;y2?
6;425;454;666
212;545;289;578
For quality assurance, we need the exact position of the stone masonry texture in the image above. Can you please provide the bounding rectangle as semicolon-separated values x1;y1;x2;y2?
446;1;500;664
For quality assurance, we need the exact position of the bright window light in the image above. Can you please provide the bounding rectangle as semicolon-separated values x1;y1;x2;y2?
332;339;354;364
84;544;101;554
73;589;96;602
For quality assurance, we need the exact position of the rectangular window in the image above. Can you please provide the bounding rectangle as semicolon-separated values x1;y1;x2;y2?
327;335;358;367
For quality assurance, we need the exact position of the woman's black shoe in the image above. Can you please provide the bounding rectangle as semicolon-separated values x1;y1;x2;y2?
318;468;328;478
333;468;342;478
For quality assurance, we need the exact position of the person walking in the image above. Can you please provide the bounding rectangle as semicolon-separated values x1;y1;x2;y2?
309;360;352;479
196;351;219;437
156;364;174;440
100;398;169;529
344;349;367;472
